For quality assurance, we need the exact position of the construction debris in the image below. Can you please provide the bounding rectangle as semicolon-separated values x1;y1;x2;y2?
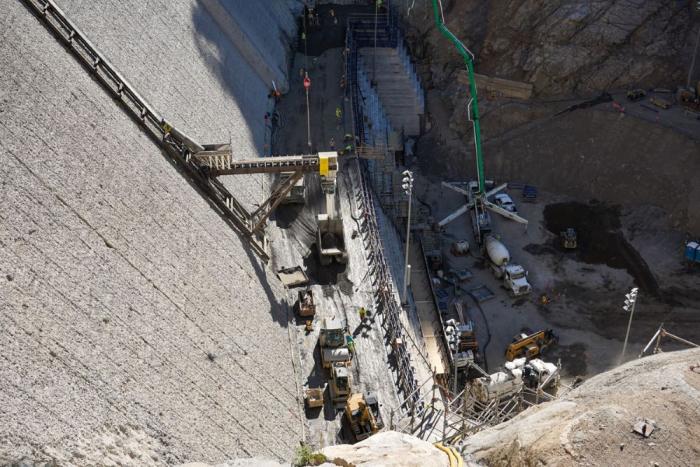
277;266;309;287
632;419;656;438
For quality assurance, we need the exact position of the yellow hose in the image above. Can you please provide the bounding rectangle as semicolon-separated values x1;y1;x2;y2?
434;442;457;467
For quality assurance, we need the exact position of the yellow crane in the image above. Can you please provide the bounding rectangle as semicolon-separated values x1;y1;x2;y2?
505;329;558;361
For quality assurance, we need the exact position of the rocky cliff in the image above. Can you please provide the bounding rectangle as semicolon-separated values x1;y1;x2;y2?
462;348;700;466
409;0;699;97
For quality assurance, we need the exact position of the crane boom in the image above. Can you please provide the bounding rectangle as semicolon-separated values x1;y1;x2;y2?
431;0;485;195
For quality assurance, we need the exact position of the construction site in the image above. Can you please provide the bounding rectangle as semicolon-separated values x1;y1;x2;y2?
1;0;699;466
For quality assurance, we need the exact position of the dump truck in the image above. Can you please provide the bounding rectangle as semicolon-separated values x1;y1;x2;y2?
484;236;532;296
304;386;325;409
317;215;347;266
330;363;351;407
320;318;351;368
279;172;306;204
297;288;315;317
560;228;577;249
505;329;558;361
344;392;384;442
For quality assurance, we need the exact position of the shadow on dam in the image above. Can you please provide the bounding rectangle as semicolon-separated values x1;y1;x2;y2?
190;1;293;327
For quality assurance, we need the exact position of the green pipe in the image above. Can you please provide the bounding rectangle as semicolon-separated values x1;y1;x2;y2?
430;0;485;194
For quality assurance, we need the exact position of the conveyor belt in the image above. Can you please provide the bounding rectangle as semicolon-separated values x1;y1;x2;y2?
194;153;338;176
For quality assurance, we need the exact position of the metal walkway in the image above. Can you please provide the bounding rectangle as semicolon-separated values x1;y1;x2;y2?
22;0;269;260
195;152;337;176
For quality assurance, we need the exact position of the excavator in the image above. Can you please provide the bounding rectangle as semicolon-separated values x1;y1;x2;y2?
344;392;384;442
505;329;558;361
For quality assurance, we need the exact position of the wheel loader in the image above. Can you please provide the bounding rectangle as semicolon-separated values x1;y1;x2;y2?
343;392;384;442
560;228;577;249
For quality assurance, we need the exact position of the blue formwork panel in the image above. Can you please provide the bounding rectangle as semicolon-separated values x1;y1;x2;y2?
685;241;699;262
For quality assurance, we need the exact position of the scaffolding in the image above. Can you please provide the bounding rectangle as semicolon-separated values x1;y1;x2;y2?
393;370;559;445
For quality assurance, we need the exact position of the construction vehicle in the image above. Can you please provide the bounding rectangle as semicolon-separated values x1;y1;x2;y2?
432;0;530;240
522;359;561;391
560;228;577;249
316;152;347;266
649;96;671;109
504;357;560;390
279;172;306;204
450;240;469;256
484;236;532;296
626;89;646;101
470;370;523;404
505;329;558;361
194;151;341;260
297;288;315;317
685;241;700;266
305;386;325;409
493;193;517;213
677;85;700;111
319;318;351;368
329;363;351;407
522;185;538;202
445;318;479;369
344;392;384;442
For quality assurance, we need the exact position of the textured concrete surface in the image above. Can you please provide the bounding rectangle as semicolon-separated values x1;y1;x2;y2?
1;0;305;464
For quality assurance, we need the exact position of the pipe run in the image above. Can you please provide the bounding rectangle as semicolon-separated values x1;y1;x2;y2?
430;0;485;194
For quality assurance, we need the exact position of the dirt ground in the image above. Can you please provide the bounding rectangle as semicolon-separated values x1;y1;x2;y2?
413;175;700;384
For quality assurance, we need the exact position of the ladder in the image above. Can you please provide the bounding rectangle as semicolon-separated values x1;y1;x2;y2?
22;0;269;260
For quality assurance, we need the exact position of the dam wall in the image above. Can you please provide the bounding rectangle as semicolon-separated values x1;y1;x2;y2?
0;0;304;464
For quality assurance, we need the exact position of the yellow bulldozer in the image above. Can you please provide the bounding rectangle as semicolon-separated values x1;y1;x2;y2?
344;392;384;442
505;329;558;361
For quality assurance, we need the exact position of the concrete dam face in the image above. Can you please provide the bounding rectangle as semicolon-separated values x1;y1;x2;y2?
1;0;305;463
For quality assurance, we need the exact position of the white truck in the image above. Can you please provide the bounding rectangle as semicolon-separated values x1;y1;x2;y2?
484;236;531;297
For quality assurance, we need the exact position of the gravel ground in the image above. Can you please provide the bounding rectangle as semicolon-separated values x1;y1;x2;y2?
1;1;305;464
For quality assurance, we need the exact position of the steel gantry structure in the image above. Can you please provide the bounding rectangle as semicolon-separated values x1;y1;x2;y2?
22;0;338;262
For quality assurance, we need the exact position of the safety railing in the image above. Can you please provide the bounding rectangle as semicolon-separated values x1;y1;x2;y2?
345;2;423;414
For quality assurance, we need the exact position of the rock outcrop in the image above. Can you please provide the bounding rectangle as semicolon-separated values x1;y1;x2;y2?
409;0;698;97
321;431;451;467
462;348;700;466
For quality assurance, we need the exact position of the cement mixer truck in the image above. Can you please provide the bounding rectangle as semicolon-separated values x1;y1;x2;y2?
484;236;532;297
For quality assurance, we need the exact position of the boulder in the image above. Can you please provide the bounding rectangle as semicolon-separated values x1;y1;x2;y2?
320;431;450;467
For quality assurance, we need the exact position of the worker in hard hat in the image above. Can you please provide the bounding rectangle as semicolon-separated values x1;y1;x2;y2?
335;105;342;129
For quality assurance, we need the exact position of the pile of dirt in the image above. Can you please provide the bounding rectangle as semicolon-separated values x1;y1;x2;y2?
462;348;700;466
